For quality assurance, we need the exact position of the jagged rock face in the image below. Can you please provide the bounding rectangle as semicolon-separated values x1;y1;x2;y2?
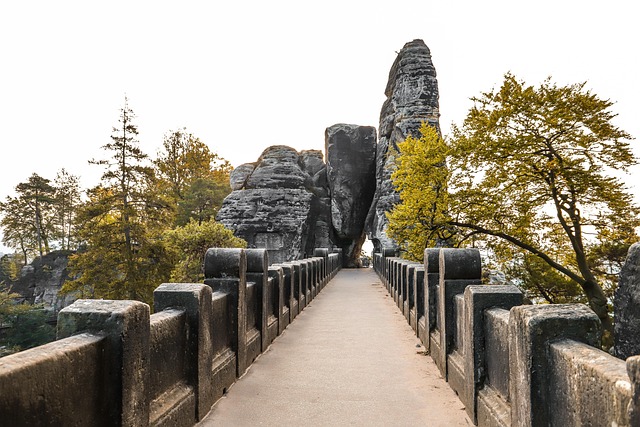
218;39;439;265
325;124;377;266
217;146;330;264
246;146;309;189
8;251;77;312
614;243;640;359
366;39;440;251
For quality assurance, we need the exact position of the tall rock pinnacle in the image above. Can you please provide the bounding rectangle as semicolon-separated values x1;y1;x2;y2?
325;124;377;266
365;39;440;251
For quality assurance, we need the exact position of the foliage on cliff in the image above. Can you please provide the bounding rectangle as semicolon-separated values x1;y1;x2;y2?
57;98;237;305
388;74;638;335
155;129;232;226
387;123;451;261
1;171;81;264
0;285;55;357
165;219;246;283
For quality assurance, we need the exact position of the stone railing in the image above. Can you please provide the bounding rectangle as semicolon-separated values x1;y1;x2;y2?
0;247;341;426
374;248;640;427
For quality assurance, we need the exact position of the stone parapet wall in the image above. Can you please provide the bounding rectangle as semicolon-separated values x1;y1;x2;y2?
374;248;640;427
0;248;341;426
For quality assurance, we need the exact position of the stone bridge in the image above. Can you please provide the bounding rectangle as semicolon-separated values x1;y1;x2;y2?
1;247;639;426
2;39;639;426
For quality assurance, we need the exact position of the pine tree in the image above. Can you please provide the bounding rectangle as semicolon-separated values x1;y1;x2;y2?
16;174;56;257
64;97;173;303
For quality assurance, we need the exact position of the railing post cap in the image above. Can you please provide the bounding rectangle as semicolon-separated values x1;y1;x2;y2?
204;248;246;279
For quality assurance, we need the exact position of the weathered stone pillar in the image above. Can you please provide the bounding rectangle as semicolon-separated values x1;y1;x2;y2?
373;253;382;274
314;248;330;287
509;304;601;427
310;258;320;297
245;249;269;352
203;248;248;377
614;242;640;359
414;266;426;342
268;266;286;334
423;248;439;351
407;262;418;331
434;248;481;379
325;124;377;267
380;248;396;289
153;283;214;420
628;355;640;425
58;300;150;427
301;260;312;303
288;261;305;311
273;263;295;322
462;285;523;424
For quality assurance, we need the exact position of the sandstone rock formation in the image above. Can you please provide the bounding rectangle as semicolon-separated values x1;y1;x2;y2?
614;242;640;359
229;163;256;191
218;125;377;267
7;251;77;312
325;124;377;266
366;39;440;251
217;146;330;264
218;40;440;265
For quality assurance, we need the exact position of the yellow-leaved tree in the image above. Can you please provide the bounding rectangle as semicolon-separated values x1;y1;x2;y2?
387;122;452;261
388;74;639;339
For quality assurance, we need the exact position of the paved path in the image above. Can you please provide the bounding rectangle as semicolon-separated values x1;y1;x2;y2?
199;268;471;426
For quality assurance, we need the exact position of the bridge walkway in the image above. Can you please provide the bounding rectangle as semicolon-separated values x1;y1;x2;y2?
198;268;471;426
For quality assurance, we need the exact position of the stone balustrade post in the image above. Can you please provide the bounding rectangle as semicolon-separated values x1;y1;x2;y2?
628;356;640;426
203;248;248;376
310;258;319;297
435;248;481;379
274;263;296;322
57;300;150;427
289;261;305;310
268;266;286;334
153;283;214;420
462;285;523;423
245;249;269;351
314;248;329;286
301;260;312;302
423;248;440;351
509;304;601;427
414;266;426;341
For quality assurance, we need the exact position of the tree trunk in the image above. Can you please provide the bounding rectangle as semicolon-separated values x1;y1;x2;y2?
581;279;613;344
35;203;43;258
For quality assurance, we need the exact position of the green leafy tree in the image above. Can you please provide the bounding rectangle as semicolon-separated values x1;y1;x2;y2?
154;128;232;225
176;177;230;226
0;254;21;282
164;218;246;282
1;196;37;264
64;98;173;304
389;74;638;337
0;174;56;262
0;285;55;357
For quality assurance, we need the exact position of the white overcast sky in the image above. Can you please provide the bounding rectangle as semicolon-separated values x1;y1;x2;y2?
0;1;638;253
